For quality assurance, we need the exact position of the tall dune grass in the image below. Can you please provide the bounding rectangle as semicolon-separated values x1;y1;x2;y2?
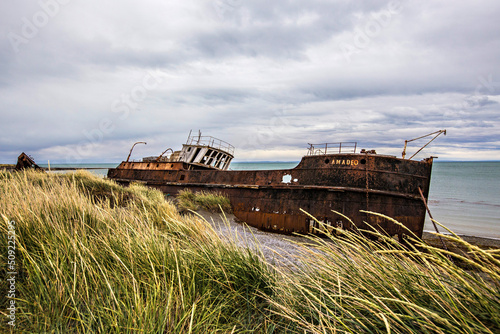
266;213;500;333
1;170;499;333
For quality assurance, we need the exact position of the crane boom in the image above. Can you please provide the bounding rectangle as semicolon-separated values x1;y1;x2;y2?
402;130;446;159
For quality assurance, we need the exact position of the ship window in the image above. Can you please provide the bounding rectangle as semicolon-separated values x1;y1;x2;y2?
156;163;159;167
360;159;367;164
171;164;174;167
324;158;330;164
147;163;150;167
216;156;225;168
180;175;185;180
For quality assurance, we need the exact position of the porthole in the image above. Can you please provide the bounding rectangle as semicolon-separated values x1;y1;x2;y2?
360;159;367;164
180;175;185;181
324;158;330;164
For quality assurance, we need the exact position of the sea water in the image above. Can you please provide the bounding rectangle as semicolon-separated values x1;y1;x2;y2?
42;161;499;239
426;161;500;239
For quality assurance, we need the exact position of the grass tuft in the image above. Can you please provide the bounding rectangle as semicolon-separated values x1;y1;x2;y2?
177;189;232;213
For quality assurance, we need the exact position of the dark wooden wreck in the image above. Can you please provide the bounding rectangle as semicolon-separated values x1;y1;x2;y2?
107;131;445;240
16;152;42;170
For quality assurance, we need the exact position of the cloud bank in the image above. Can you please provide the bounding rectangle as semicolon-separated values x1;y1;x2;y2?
1;0;499;163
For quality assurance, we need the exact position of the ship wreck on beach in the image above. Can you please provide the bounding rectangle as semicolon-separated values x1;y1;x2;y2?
107;130;446;240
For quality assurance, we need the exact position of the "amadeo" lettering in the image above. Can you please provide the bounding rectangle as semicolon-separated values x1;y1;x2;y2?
332;159;359;166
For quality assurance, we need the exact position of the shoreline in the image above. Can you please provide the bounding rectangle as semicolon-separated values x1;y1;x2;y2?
422;231;500;250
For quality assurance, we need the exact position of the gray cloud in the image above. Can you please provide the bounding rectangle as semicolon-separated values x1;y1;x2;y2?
1;0;499;163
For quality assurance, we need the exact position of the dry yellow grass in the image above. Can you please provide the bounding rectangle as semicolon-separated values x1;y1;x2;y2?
1;170;499;333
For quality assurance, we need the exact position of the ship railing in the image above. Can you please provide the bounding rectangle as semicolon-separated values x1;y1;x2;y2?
186;135;235;156
307;142;357;155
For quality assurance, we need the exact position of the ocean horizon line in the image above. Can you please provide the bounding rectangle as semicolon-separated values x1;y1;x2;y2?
29;159;500;166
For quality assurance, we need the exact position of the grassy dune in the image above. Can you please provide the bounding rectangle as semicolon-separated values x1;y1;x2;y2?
1;170;499;333
0;171;272;333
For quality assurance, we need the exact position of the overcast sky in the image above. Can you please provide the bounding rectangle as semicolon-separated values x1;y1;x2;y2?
1;0;499;163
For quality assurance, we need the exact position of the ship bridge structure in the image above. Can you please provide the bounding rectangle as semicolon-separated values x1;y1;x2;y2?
176;133;234;170
141;132;234;171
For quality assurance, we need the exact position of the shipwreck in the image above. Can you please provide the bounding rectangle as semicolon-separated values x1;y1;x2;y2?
107;130;446;240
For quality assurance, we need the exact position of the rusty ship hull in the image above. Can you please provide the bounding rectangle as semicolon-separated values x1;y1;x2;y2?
107;152;433;239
